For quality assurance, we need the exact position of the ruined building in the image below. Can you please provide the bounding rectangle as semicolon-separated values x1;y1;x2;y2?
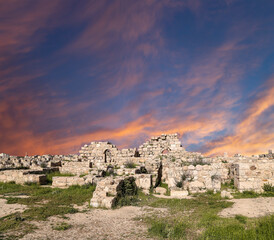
0;133;273;208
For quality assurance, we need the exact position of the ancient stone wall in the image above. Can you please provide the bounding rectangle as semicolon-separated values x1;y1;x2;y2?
163;163;222;193
0;170;47;184
60;161;92;175
79;142;119;167
231;159;274;192
52;175;93;188
138;133;185;157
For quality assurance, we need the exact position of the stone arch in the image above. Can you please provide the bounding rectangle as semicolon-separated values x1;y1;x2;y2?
104;149;112;163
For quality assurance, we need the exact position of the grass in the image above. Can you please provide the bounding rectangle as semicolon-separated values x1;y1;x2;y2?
79;173;87;178
221;179;235;190
136;191;274;239
52;222;72;231
159;182;170;196
202;215;274;240
235;214;247;224
0;182;95;238
0;181;273;239
233;190;274;198
263;183;274;193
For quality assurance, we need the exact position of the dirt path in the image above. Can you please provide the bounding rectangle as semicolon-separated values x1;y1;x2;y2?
219;197;274;218
0;198;28;218
21;206;165;240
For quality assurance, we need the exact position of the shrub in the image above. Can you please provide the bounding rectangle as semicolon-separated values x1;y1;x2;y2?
263;183;274;192
176;181;183;188
124;161;136;169
113;177;138;207
40;162;47;168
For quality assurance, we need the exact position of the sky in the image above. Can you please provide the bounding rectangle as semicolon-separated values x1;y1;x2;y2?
0;0;273;156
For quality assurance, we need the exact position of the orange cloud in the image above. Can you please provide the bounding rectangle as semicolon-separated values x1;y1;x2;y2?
205;78;274;156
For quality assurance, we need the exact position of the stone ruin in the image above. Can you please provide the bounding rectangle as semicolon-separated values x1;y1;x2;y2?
0;133;273;208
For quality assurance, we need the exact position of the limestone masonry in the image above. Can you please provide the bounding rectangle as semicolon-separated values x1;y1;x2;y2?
0;133;273;208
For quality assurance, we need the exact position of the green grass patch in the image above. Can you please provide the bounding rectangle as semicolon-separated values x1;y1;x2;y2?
221;179;235;190
148;219;189;239
263;183;274;193
201;215;274;240
52;222;72;231
235;214;247;224
137;191;274;239
79;173;87;178
0;182;95;238
159;182;170;196
233;190;274;198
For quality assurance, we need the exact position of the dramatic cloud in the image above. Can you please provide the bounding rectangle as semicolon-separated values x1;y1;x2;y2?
0;0;273;156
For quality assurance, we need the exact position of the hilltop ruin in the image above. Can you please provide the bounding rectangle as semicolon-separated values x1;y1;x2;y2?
0;133;273;208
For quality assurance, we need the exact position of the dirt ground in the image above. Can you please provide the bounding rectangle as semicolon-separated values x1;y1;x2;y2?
20;206;166;240
1;197;273;239
0;198;28;218
219;197;274;218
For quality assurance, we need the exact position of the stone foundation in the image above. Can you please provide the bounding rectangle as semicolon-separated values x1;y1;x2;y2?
0;170;47;184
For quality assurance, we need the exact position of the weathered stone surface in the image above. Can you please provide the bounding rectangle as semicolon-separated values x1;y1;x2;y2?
134;174;152;190
155;187;166;195
221;190;233;199
0;170;47;184
170;189;189;198
52;176;86;188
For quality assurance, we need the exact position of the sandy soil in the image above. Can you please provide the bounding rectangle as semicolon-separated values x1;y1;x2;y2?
0;198;28;218
219;197;274;218
21;206;166;240
1;196;273;239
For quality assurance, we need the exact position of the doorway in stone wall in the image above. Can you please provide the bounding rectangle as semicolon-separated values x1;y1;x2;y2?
104;149;111;163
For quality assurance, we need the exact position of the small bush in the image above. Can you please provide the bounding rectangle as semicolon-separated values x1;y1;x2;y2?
124;161;136;169
263;183;274;192
40;162;47;168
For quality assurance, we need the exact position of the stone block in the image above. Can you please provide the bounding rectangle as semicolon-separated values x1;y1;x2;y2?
154;187;166;195
221;190;233;199
170;189;188;198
